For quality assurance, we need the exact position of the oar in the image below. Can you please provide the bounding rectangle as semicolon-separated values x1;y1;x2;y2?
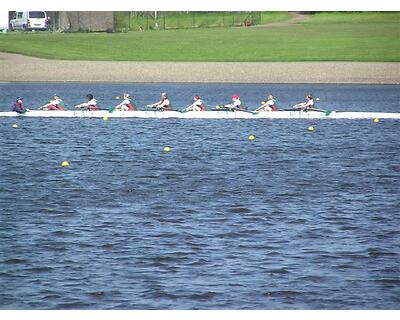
211;106;257;114
311;108;326;112
228;106;257;114
236;108;256;114
75;105;90;111
146;105;158;110
290;105;334;116
146;105;173;112
312;108;334;116
146;105;165;112
211;106;232;111
292;103;306;110
178;106;206;113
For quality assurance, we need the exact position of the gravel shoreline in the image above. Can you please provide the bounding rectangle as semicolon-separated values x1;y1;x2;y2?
1;53;399;84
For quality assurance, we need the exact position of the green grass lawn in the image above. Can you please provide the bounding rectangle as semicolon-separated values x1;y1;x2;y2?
0;12;399;62
260;11;292;24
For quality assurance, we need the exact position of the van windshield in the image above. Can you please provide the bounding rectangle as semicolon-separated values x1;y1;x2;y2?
29;11;45;18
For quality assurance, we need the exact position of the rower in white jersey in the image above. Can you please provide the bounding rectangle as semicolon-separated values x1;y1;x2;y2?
114;93;135;111
293;94;315;111
39;94;64;111
224;95;243;111
74;94;99;111
147;92;172;111
255;94;277;112
184;95;206;112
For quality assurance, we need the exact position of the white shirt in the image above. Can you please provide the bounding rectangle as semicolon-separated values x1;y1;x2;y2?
159;98;170;108
186;99;204;111
266;99;275;107
225;99;241;109
259;99;275;111
121;99;131;106
78;98;97;108
50;98;62;105
115;98;132;110
304;99;314;108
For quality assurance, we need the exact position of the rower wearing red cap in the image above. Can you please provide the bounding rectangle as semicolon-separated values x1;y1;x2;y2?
184;95;206;112
224;95;243;111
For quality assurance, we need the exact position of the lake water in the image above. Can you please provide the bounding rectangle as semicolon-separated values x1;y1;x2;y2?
0;83;399;309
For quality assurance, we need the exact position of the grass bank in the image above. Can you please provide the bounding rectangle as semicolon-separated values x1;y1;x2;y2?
0;12;399;62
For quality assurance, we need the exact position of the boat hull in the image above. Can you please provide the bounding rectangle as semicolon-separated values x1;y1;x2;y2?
1;110;399;119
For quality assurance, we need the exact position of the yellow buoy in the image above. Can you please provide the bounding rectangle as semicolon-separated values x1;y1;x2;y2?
248;134;256;141
373;118;379;123
103;116;109;121
12;124;18;128
163;146;171;152
307;126;315;132
61;161;70;167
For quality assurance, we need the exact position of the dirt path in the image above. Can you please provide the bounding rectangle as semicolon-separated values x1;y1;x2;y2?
0;52;399;84
252;12;311;28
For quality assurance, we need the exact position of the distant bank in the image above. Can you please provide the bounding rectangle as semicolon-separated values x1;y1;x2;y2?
0;13;399;62
1;12;399;83
1;53;399;84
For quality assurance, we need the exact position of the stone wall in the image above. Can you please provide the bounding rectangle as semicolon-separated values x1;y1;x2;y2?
58;12;114;32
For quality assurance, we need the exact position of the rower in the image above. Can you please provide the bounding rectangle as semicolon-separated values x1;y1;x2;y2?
39;94;64;111
224;95;243;111
114;93;135;111
293;94;315;111
184;95;206;112
147;93;172;111
74;94;99;111
255;94;277;112
12;97;29;114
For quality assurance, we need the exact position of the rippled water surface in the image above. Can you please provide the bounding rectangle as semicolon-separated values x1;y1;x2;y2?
0;83;399;309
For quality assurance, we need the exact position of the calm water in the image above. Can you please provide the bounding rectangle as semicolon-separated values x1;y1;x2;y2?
0;83;399;309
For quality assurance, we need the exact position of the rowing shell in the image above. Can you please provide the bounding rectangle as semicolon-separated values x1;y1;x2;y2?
0;110;399;119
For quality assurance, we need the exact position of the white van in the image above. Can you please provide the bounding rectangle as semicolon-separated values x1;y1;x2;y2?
9;11;48;31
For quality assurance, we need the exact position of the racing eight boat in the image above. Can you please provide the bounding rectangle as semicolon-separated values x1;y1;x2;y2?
0;109;399;119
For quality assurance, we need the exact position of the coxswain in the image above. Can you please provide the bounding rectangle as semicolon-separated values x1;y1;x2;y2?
184;95;206;112
39;94;64;111
224;95;243;111
74;94;99;111
255;94;277;112
293;94;315;111
12;97;29;114
114;94;135;111
147;93;172;111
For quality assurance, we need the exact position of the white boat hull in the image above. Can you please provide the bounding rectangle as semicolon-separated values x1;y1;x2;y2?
1;110;400;119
